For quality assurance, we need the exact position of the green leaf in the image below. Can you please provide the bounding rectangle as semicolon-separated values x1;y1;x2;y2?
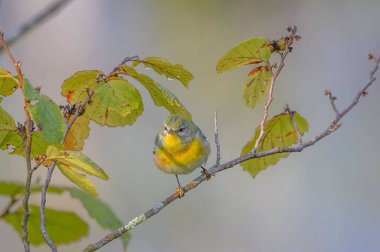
3;205;88;245
63;115;90;151
58;164;98;196
10;131;63;158
120;65;192;120
61;70;102;104
0;131;22;151
241;112;309;177
242;66;272;109
0;67;18;100
0;108;61;157
0;106;16;130
85;77;144;127
69;188;131;249
24;80;65;143
0;106;19;151
0;181;65;196
216;37;272;73
46;145;108;180
134;57;193;87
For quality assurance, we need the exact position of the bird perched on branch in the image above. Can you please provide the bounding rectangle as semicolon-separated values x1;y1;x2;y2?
153;114;211;197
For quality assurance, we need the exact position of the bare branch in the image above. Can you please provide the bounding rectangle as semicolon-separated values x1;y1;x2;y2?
0;31;34;252
325;89;340;116
337;56;379;120
214;111;221;166
83;54;379;252
40;89;95;252
0;188;23;219
286;104;303;145
0;0;73;54
253;25;298;151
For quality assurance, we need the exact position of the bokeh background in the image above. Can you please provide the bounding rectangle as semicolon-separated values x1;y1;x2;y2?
1;0;380;251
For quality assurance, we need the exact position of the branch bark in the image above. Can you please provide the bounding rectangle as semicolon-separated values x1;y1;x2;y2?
254;25;297;151
84;55;379;252
0;32;33;252
39;90;95;252
0;0;73;54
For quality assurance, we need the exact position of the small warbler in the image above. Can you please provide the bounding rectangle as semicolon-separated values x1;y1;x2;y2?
153;114;211;197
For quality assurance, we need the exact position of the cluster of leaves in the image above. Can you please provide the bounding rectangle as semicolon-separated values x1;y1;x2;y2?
216;33;309;177
0;181;130;248
0;56;194;248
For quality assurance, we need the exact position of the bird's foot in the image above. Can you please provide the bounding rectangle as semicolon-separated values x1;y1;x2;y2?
176;187;185;198
201;166;213;180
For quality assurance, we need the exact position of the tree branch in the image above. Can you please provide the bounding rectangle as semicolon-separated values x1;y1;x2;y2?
39;89;95;252
325;89;340;116
286;104;303;145
0;0;73;54
0;31;34;252
83;55;379;252
253;25;297;151
214;111;221;166
0;188;23;219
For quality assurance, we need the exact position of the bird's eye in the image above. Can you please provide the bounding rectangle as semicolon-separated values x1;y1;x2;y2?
178;127;184;133
164;126;168;131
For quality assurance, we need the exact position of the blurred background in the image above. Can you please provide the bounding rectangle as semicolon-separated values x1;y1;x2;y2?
1;0;380;251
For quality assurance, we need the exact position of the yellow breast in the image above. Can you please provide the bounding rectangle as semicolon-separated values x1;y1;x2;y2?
154;137;209;175
163;134;183;152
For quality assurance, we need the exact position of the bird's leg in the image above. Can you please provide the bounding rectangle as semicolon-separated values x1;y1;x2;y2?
175;174;185;198
201;166;213;180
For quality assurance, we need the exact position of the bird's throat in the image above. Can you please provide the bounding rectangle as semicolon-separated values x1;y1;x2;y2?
163;134;184;153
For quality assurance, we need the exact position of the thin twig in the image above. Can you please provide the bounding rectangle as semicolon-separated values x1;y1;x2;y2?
253;25;298;151
0;188;23;219
83;54;379;252
0;196;19;218
214;111;221;166
0;32;33;252
325;89;340;116
40;90;95;252
0;0;73;54
286;104;303;145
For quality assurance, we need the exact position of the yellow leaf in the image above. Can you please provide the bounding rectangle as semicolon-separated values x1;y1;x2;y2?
61;70;102;104
46;145;108;180
120;65;192;120
64;116;90;151
216;37;271;73
0;106;16;130
85;77;143;127
134;56;193;87
241;112;309;177
58;164;97;196
242;66;272;109
0;67;18;100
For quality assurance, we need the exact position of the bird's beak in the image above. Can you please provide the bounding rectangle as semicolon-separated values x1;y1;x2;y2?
167;128;174;134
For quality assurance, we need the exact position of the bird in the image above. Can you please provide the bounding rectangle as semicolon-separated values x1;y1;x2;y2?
153;114;211;197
